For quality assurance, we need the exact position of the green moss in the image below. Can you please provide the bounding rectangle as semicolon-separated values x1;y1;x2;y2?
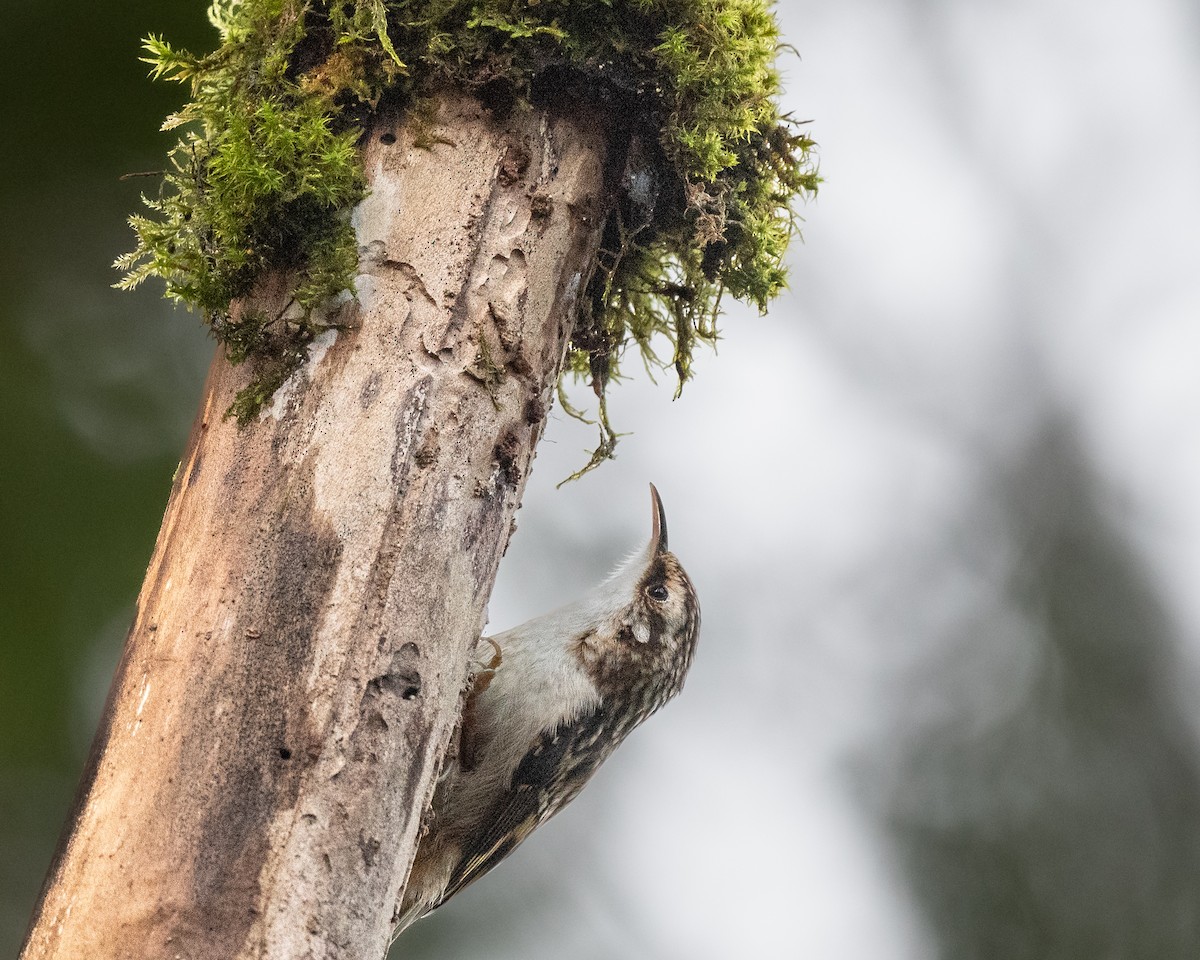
118;0;819;443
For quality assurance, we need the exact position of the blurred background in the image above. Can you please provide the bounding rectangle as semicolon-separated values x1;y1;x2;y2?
2;1;1199;957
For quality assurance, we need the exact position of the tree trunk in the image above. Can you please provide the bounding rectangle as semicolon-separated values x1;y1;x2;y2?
22;90;617;960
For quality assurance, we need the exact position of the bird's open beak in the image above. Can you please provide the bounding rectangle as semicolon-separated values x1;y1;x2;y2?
649;483;668;553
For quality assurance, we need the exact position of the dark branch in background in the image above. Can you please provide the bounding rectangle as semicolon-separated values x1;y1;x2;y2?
879;425;1200;959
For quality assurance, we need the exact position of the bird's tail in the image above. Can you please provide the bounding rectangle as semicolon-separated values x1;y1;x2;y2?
387;902;428;949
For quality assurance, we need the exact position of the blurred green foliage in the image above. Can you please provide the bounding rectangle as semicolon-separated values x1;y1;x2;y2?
0;2;214;952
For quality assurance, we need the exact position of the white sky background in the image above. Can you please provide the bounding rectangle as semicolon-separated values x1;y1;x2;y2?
26;0;1197;956
400;1;1200;957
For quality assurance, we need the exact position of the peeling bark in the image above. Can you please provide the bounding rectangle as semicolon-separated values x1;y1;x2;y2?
22;90;617;960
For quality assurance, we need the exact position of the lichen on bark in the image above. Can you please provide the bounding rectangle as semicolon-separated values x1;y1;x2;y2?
117;0;819;454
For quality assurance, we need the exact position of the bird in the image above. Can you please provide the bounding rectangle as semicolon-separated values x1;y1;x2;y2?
392;483;701;938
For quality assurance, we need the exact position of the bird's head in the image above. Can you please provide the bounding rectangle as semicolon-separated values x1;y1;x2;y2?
575;485;701;715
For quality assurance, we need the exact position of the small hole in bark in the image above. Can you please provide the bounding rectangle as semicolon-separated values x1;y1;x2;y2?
379;132;397;145
478;78;517;118
368;668;421;700
278;747;292;760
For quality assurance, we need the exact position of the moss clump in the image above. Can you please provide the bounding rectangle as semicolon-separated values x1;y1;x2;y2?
119;0;819;442
117;1;401;421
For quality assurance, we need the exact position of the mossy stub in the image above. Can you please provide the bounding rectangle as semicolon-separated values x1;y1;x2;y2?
118;0;819;459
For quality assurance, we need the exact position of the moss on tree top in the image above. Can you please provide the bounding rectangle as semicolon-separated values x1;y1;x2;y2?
118;0;819;455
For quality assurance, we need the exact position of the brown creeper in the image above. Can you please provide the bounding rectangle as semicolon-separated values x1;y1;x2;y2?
393;484;700;937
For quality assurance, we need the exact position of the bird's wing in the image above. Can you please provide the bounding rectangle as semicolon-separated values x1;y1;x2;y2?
436;703;612;906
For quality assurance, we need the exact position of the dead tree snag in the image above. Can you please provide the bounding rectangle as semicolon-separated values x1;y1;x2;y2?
23;91;615;960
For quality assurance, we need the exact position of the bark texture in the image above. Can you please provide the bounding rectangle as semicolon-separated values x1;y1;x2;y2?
23;90;615;960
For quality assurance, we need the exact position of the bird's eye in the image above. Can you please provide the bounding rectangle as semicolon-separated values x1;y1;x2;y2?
646;584;669;602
